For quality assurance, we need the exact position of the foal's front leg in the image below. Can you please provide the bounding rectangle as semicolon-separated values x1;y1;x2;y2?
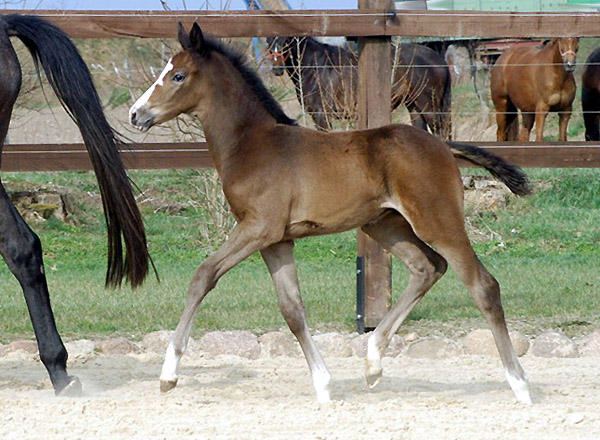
160;223;279;393
361;213;447;387
260;241;331;403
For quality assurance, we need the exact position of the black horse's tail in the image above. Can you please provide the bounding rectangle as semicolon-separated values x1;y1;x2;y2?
440;62;452;141
4;14;150;288
448;142;532;196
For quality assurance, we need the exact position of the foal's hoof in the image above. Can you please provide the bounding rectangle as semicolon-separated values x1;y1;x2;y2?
160;379;178;393
365;370;382;389
57;376;82;397
365;361;383;389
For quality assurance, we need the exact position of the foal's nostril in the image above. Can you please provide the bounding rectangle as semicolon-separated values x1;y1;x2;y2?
130;110;137;124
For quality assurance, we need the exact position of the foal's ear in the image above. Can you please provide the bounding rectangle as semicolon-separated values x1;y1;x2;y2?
178;22;191;49
178;22;207;55
189;23;206;53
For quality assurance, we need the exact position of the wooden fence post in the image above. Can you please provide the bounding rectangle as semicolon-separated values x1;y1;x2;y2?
356;0;392;332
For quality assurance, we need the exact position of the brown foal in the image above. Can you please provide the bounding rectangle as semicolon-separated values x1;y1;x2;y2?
491;37;579;142
130;23;532;405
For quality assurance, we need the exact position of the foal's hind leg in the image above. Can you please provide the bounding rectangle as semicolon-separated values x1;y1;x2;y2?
406;206;531;404
360;213;447;387
261;241;331;403
160;222;280;393
0;182;80;395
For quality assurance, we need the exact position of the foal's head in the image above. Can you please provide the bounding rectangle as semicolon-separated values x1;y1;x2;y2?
129;24;209;131
131;24;296;131
553;37;579;72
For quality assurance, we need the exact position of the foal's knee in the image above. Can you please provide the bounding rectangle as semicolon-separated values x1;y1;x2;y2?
474;270;503;317
279;291;307;335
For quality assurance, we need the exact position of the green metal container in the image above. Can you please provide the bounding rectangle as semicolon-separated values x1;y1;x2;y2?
407;0;600;11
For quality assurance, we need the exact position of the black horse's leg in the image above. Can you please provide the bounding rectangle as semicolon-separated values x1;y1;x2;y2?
407;108;428;132
407;102;432;135
0;180;80;395
0;20;79;395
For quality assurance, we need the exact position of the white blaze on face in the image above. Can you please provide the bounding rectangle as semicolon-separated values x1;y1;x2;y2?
129;58;174;117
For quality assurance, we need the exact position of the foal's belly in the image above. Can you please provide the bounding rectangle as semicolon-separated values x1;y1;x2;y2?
284;199;385;240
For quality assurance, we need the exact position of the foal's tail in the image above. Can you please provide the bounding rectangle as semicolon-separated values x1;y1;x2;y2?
4;14;151;288
448;142;532;196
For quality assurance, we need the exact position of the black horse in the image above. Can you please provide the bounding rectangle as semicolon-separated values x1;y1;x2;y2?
0;15;151;395
267;36;451;139
582;46;600;141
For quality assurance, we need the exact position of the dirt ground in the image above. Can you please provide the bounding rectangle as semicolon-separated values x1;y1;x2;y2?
0;350;599;440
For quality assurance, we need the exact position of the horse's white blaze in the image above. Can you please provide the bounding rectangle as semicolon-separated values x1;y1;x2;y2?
160;342;180;383
130;58;173;116
505;368;532;404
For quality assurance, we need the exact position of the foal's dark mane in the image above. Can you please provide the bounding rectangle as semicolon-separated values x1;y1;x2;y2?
202;37;297;126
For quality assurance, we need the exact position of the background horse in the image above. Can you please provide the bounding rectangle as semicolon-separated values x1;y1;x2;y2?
490;37;579;142
130;23;532;405
582;46;600;141
267;36;452;139
0;15;151;395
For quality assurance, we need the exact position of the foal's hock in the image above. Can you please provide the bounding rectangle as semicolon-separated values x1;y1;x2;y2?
130;23;532;405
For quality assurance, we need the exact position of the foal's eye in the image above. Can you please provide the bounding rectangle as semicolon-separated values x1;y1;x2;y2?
172;73;186;83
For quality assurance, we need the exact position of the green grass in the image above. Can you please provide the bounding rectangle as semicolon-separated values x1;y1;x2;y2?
3;37;600;341
0;167;599;342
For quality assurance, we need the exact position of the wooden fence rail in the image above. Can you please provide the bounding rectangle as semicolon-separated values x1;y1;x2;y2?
3;8;600;330
3;142;600;172
3;9;600;39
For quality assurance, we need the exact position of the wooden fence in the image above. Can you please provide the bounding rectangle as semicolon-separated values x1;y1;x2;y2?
3;8;600;330
3;142;600;172
4;9;600;172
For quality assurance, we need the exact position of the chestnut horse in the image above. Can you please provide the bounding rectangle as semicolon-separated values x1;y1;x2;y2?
0;15;151;395
491;38;579;141
130;23;532;404
582;46;600;141
266;36;452;139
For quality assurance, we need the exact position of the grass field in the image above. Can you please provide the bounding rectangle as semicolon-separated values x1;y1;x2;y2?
1;37;600;343
0;165;598;343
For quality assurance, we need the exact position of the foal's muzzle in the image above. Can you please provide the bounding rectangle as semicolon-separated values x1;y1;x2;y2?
129;108;155;132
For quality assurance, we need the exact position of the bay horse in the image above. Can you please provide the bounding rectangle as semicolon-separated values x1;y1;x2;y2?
582;46;600;141
0;15;151;395
130;23;532;404
266;36;452;139
490;38;579;142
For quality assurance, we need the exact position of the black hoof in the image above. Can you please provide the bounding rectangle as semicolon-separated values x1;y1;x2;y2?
56;376;82;397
